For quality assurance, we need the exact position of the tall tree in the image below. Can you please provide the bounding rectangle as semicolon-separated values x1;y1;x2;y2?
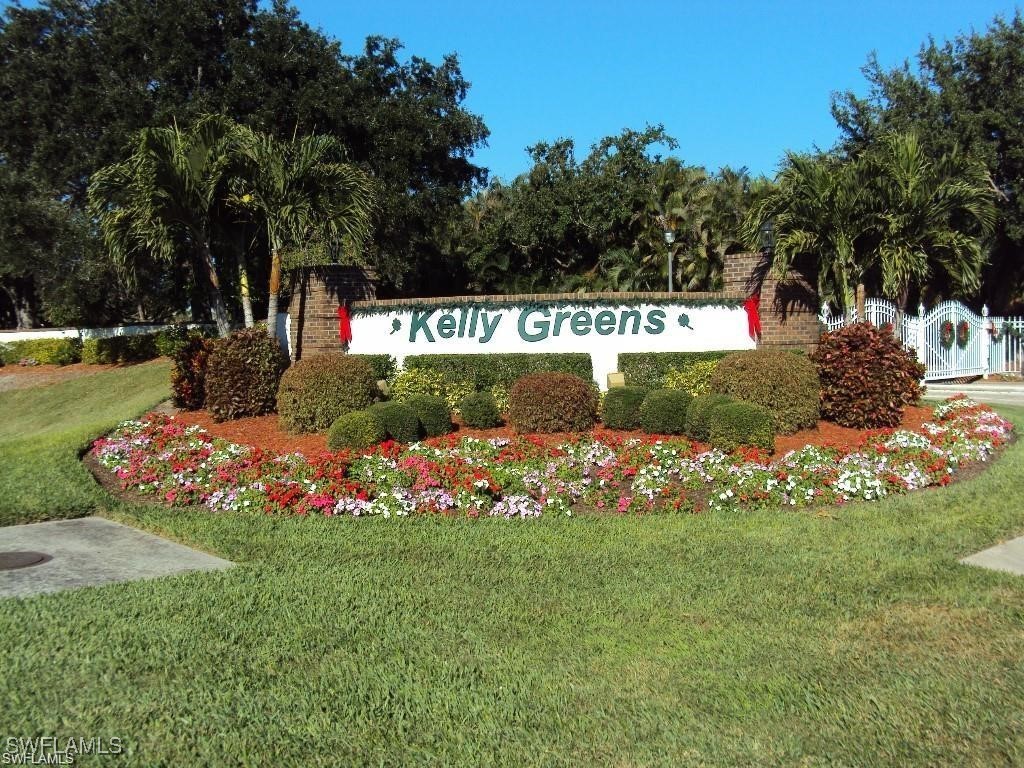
230;129;376;339
831;12;1024;309
635;163;759;292
860;133;995;308
0;1;488;323
743;153;872;314
87;114;245;336
461;126;677;293
322;36;488;294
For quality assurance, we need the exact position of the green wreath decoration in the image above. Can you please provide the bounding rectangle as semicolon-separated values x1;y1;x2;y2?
991;321;1024;343
939;319;955;349
956;319;971;348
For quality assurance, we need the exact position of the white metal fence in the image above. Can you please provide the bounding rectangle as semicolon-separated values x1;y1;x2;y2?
820;299;1024;381
0;323;211;343
989;317;1024;375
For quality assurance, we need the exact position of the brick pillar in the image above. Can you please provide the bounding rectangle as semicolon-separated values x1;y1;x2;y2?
723;252;821;352
287;266;378;361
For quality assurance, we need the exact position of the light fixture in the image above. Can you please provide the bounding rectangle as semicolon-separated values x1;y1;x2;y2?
759;219;775;254
664;230;675;293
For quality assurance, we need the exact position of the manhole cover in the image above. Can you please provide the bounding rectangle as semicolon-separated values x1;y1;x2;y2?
0;551;52;571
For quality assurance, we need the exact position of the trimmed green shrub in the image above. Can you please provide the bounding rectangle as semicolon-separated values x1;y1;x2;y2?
391;366;445;399
601;386;647;430
404;394;453;437
811;322;926;428
619;352;729;390
276;353;378;433
685;393;734;442
391;367;474;413
81;333;160;365
707;401;775;453
663;359;720;396
507;372;598;433
490;384;510;413
205;328;288;422
0;338;81;366
350;354;398;383
327;409;386;452
171;336;213;409
709;350;820;434
367;401;422;444
459;391;502;428
126;333;158;361
80;338;105;365
638;389;692;435
405;353;594;391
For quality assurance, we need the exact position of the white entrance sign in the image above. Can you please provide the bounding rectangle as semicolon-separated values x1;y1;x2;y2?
348;301;755;389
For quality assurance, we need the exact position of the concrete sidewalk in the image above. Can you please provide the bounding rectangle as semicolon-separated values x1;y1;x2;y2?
0;517;232;598
927;381;1024;408
961;535;1024;576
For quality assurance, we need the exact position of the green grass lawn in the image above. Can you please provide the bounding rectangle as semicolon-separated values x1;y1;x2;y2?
1;366;1023;766
0;360;171;526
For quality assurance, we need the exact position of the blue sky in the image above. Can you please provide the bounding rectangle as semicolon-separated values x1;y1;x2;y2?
300;0;1019;183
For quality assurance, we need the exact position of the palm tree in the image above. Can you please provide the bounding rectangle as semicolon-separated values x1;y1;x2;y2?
596;248;663;291
639;162;752;292
642;160;702;290
861;132;995;309
231;130;376;339
88;114;242;336
742;153;872;316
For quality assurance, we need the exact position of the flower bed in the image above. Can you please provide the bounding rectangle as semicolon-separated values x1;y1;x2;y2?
92;396;1013;519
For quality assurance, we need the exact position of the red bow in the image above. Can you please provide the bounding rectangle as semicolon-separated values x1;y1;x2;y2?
743;294;761;342
337;304;352;346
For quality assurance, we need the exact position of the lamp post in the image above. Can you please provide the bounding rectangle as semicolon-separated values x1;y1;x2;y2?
759;218;775;255
664;229;675;293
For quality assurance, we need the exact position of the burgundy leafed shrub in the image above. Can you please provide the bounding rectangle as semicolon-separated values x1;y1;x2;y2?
171;335;213;410
811;322;925;429
205;328;288;421
507;372;598;433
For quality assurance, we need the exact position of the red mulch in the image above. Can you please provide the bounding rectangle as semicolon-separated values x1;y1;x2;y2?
171;404;937;458
173;409;332;455
773;405;934;455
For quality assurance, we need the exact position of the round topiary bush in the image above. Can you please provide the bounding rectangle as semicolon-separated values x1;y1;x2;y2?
602;386;647;430
638;389;692;435
276;353;378;433
403;394;453;437
367;401;421;444
204;328;289;422
708;349;820;434
707;400;775;453
327;409;386;452
507;372;598;433
459;391;502;428
811;322;926;428
685;393;734;442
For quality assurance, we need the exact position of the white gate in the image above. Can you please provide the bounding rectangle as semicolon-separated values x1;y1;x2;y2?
919;301;986;380
820;299;1001;381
